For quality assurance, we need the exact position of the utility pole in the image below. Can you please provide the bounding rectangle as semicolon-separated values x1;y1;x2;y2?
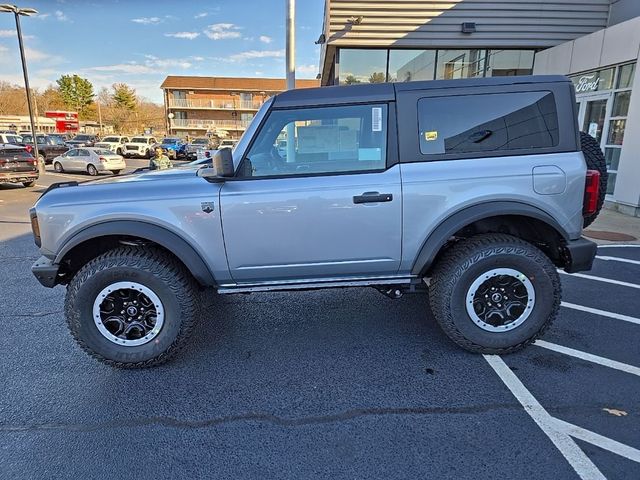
285;0;295;162
97;100;103;135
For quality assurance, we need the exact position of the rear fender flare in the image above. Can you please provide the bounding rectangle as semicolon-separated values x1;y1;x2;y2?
411;201;570;276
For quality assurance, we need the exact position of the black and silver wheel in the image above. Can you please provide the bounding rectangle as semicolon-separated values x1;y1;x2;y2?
54;161;64;173
87;164;98;176
65;247;200;368
116;147;122;155
429;234;560;354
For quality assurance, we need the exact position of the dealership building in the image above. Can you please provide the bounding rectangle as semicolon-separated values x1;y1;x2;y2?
319;0;640;216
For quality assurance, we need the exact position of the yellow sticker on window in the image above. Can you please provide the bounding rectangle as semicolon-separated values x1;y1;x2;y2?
425;131;438;141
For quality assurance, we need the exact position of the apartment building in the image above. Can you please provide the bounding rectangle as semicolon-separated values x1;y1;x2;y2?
160;76;319;139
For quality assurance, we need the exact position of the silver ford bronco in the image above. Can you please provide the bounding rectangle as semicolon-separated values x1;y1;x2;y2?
30;76;606;368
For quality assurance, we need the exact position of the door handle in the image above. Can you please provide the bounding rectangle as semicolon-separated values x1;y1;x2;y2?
353;192;393;204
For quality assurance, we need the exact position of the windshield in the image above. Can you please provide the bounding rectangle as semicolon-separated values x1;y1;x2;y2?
94;149;114;155
233;97;273;167
49;136;65;145
131;137;147;143
192;138;208;144
103;137;118;142
5;135;20;144
162;138;179;144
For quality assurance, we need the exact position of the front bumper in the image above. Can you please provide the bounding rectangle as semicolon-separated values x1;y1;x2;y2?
564;237;598;273
32;256;61;288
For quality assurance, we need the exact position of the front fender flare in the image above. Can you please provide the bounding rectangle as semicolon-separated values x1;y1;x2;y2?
55;220;216;286
411;201;570;276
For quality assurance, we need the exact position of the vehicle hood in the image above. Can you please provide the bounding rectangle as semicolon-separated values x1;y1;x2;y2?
87;165;201;185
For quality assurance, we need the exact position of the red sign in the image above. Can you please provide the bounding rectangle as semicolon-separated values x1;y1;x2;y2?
45;111;79;133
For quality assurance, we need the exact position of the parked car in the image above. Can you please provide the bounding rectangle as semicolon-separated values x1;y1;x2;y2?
65;134;98;148
20;133;68;164
94;135;130;155
218;139;237;149
0;144;38;187
157;137;187;160
30;75;606;368
52;147;126;176
0;133;23;145
49;133;73;143
123;136;157;158
186;137;212;159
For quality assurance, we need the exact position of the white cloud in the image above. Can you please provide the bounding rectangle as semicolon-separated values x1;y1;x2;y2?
164;31;200;40
297;64;318;76
144;55;192;69
131;17;162;25
54;10;70;22
194;12;208;19
91;64;155;74
0;30;35;40
203;23;241;40
190;56;205;61
228;49;284;62
259;35;273;44
34;13;50;20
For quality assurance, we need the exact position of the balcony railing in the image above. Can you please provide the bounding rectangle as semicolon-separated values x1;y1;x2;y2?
171;118;252;131
168;98;263;110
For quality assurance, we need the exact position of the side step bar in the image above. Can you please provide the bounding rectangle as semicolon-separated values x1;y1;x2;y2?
217;276;417;294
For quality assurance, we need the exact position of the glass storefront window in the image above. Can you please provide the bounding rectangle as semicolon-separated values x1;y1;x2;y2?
571;68;615;93
388;50;436;82
436;50;486;79
616;63;635;89
606;173;617;195
612;91;631;117
338;49;387;85
486;50;535;77
607;119;626;145
604;147;621;170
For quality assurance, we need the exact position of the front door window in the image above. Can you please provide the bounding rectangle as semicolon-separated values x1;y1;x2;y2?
242;104;388;178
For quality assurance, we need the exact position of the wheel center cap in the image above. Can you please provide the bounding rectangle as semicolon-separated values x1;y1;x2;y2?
491;293;503;303
126;306;138;316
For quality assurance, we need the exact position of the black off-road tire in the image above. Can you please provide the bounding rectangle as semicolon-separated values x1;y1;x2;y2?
53;161;64;173
429;234;561;354
65;247;200;368
580;131;608;228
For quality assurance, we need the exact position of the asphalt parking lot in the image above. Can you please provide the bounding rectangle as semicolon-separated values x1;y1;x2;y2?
1;171;639;479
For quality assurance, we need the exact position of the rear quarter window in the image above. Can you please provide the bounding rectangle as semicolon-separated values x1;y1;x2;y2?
418;91;559;156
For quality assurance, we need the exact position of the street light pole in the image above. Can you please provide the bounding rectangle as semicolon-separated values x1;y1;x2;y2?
285;0;296;162
0;4;41;166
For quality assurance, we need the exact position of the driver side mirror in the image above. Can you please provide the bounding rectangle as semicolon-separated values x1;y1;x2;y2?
213;148;234;177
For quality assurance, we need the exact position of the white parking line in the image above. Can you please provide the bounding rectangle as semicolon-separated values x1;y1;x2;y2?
561;301;640;326
596;255;640;266
553;418;640;464
484;355;606;480
534;340;640;377
598;244;640;248
559;270;640;290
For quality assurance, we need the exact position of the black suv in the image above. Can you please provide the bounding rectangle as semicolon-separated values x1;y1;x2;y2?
0;145;38;187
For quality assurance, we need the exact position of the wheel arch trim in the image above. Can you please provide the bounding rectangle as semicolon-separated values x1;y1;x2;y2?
411;201;570;276
54;220;216;286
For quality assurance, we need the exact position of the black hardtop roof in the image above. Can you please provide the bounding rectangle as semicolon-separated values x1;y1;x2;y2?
272;75;570;108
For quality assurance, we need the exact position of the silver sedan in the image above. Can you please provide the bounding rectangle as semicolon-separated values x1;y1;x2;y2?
52;148;127;176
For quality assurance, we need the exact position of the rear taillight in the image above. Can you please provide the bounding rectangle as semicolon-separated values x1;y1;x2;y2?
25;145;32;153
99;156;107;163
29;208;41;247
583;169;601;216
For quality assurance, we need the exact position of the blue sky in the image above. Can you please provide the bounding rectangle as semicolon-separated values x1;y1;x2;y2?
0;0;324;103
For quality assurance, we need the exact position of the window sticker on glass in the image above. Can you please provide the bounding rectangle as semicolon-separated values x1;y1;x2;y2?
372;107;382;132
425;131;438;141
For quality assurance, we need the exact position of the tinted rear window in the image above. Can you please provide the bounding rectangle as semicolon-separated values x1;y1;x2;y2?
131;137;147;143
418;91;559;156
0;148;30;158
